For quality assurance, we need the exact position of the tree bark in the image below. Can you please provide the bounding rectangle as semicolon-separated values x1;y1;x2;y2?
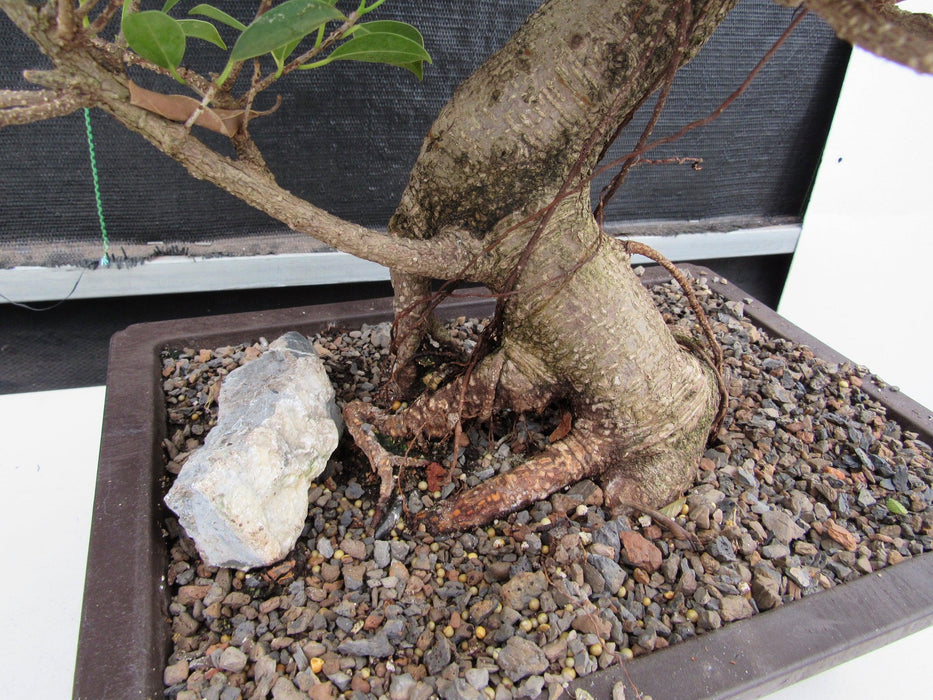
363;0;736;530
1;0;816;530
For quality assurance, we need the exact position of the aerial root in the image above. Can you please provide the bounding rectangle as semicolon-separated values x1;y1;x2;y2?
612;498;700;550
619;238;728;438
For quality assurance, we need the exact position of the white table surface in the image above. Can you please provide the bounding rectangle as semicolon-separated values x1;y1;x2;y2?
0;386;930;698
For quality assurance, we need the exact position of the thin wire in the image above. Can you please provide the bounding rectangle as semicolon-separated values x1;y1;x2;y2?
0;108;106;311
0;270;85;311
83;107;111;267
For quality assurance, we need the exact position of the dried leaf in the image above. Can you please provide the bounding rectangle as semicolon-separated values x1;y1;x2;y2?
128;81;278;136
659;496;686;519
824;519;859;551
426;461;449;493
548;411;572;442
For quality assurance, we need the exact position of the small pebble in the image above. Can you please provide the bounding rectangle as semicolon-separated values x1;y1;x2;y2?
158;284;932;696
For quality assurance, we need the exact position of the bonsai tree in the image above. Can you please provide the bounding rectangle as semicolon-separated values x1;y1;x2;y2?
2;0;931;535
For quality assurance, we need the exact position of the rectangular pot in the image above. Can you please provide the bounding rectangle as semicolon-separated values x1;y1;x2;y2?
73;265;933;699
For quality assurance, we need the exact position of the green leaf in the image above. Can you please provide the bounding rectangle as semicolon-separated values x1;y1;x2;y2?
162;0;182;12
312;31;431;78
188;4;247;32
178;19;227;50
886;497;908;515
352;20;425;47
230;0;345;63
122;11;186;73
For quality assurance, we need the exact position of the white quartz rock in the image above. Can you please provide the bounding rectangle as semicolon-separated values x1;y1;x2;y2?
165;332;342;570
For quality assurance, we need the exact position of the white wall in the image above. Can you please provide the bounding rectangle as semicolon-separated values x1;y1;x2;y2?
779;0;933;411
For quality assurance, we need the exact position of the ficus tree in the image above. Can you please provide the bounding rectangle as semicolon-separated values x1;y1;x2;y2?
2;0;932;535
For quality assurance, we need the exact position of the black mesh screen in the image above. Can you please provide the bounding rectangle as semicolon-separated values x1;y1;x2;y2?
0;1;848;267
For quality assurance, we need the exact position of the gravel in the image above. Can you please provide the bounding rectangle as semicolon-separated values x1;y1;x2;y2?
159;274;933;699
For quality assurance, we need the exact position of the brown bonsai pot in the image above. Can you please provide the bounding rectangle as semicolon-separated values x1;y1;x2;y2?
73;265;933;699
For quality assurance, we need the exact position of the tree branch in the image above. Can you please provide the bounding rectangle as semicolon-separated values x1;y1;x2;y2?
803;0;933;73
57;0;76;42
99;86;483;278
0;89;90;125
82;1;123;38
75;0;105;24
0;0;483;280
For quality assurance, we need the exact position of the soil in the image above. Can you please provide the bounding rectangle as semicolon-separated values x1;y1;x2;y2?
157;272;933;700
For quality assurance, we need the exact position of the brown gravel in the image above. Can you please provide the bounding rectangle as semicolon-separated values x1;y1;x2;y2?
158;273;933;700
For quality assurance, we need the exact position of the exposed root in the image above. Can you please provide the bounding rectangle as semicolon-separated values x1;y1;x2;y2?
345;351;512;525
342;402;432;523
387;271;436;397
379;351;507;440
416;432;604;534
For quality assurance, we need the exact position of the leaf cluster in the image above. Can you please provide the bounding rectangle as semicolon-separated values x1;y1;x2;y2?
120;0;431;85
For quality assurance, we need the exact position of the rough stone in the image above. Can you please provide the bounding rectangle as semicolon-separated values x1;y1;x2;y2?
752;568;782;610
465;668;489;690
163;659;189;686
390;673;417;700
425;635;453;676
272;676;308;700
496;636;548;681
587;554;628;594
761;509;808;544
337;632;394;658
720;595;755;622
441;678;485;700
165;333;342;569
500;571;547;610
374;540;391;569
214;646;246;673
619;531;663;572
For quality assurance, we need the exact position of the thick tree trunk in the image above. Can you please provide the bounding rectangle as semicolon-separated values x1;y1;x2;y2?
2;0;736;529
369;190;720;532
369;0;736;530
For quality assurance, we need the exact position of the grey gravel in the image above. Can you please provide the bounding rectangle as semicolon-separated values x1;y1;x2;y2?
160;275;933;699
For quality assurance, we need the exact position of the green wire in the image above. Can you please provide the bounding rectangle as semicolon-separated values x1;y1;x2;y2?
83;107;111;267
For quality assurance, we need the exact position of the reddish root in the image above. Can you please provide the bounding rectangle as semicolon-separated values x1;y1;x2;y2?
415;432;605;534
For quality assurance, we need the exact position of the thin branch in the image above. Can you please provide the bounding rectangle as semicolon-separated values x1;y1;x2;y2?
182;84;218;131
589;8;810;195
82;1;123;38
241;57;264;132
57;0;76;42
75;0;104;23
805;0;933;74
594;0;693;221
0;89;61;108
635;156;703;167
244;11;360;102
90;38;217;98
211;0;275;96
0;91;91;126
